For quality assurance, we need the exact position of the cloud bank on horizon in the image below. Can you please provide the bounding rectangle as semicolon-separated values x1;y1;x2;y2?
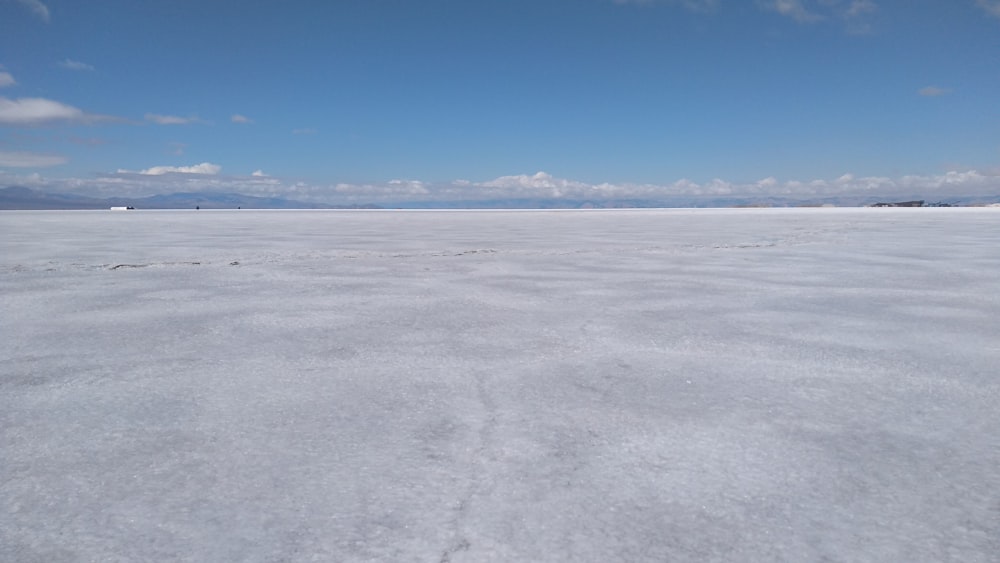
1;0;998;203
3;167;998;205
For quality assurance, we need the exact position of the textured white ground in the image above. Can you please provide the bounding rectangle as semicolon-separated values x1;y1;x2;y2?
2;208;999;562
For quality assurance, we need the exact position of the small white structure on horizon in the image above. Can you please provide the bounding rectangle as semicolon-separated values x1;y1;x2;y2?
110;206;135;211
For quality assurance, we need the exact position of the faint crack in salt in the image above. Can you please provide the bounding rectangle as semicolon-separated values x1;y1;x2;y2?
109;261;201;270
439;536;471;563
438;369;498;561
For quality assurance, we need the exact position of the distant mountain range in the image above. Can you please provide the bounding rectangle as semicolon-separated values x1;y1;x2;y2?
2;185;998;210
0;186;380;210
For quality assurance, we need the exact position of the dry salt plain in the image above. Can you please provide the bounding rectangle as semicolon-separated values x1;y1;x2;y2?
2;208;999;562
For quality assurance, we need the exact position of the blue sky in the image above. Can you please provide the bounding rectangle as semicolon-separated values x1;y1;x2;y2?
1;0;999;203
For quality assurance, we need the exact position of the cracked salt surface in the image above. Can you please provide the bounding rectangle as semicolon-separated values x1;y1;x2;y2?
2;208;999;562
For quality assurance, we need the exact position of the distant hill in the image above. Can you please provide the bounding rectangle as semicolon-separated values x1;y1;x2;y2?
0;186;380;210
0;186;110;210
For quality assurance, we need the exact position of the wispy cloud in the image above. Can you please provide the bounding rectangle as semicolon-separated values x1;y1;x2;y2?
0;71;15;88
231;114;253;124
252;169;267;177
846;0;877;17
759;0;878;30
843;0;877;33
13;0;50;22
918;86;951;97
759;0;823;22
59;58;95;71
976;0;1000;18
0;149;66;167
118;162;222;176
67;136;107;147
0;96;116;125
612;0;719;11
144;113;204;125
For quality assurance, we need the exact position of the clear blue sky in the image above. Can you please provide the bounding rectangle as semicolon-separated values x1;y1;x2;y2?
1;0;999;203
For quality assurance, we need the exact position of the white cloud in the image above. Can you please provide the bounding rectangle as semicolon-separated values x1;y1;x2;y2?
487;171;595;190
231;114;253;124
0;96;114;125
976;0;1000;17
0;72;15;88
0;97;79;124
14;0;49;22
333;180;431;197
59;58;95;71
479;171;593;197
387;179;431;193
0;150;67;167
252;169;267;177
756;176;779;188
145;113;203;125
126;162;222;175
918;86;950;97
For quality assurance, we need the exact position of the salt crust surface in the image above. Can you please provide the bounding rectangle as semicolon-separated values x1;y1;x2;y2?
2;208;999;562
